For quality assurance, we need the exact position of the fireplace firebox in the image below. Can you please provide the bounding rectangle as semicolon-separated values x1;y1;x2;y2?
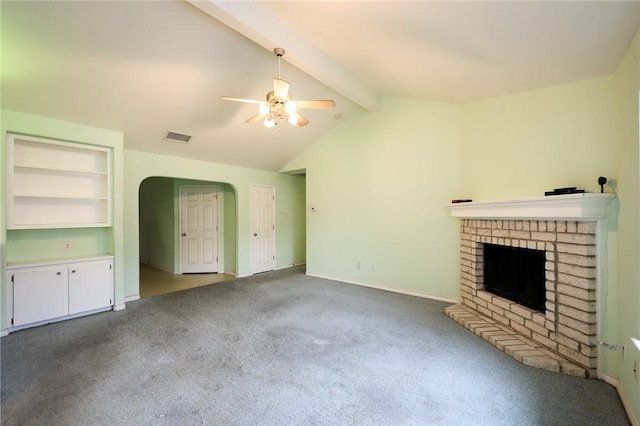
483;244;545;312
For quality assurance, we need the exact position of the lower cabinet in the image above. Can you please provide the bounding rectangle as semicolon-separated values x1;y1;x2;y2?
7;256;114;329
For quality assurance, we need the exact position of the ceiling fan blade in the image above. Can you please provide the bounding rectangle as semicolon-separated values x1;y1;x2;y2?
295;100;336;109
291;113;309;127
273;78;290;99
220;96;265;105
245;113;267;124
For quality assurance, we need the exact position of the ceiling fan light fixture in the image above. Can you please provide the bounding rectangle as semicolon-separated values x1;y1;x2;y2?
264;116;275;128
220;47;335;128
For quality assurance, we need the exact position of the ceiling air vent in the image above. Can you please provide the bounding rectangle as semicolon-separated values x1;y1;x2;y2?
164;131;191;143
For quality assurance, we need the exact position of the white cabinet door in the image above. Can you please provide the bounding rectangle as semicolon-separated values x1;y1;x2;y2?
68;260;113;314
13;268;68;326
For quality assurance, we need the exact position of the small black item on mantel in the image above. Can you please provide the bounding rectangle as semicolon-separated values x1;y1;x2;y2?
598;176;607;193
544;187;585;196
451;199;473;203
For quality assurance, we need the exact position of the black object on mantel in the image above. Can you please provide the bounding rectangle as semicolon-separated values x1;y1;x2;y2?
544;187;585;196
451;199;473;203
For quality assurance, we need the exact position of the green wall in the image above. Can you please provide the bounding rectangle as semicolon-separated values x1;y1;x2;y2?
123;149;306;300
0;109;125;328
283;97;463;301
461;75;616;199
612;28;640;420
139;177;175;272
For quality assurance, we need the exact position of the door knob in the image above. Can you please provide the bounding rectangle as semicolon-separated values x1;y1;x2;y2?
253;233;258;236
182;233;186;237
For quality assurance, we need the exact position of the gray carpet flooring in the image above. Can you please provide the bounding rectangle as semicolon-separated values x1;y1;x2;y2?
1;266;629;425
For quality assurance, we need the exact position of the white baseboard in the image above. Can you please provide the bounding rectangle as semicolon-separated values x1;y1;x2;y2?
223;270;238;277
276;262;306;271
0;329;8;337
306;273;460;304
602;371;638;426
124;295;140;303
7;306;112;333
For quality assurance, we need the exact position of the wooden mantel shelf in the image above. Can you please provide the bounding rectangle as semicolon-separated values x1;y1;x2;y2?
445;193;615;220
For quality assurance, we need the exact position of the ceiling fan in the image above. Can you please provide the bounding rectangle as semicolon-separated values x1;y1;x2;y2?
221;48;336;128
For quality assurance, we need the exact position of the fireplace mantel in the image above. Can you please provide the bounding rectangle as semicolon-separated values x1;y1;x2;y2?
446;193;615;220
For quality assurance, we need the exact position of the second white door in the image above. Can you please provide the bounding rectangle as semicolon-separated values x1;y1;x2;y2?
251;185;276;274
180;186;219;273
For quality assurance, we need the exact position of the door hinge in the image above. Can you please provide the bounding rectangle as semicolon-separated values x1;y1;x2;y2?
110;299;112;305
273;255;275;260
272;195;275;200
11;318;14;325
11;274;14;283
110;264;112;270
272;225;274;230
216;257;218;262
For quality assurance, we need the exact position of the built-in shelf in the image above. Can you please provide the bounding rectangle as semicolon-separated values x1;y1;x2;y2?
7;133;112;229
446;193;616;220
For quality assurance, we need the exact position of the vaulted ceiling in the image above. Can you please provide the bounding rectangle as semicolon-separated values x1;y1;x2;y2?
2;1;638;171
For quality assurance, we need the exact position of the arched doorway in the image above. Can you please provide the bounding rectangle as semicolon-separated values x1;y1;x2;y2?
138;176;237;297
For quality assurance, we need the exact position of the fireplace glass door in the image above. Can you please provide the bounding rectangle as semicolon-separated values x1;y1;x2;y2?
483;244;545;312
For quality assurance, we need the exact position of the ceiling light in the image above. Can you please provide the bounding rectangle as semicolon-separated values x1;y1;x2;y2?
259;103;270;115
264;116;275;128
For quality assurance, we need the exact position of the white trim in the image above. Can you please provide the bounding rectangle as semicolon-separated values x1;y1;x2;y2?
236;273;252;278
144;262;174;275
0;329;8;337
113;304;127;311
123;295;140;303
7;306;112;332
307;273;460;304
602;371;638;426
446;193;615;220
275;262;306;271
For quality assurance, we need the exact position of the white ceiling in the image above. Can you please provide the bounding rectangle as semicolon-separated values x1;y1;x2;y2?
2;1;638;172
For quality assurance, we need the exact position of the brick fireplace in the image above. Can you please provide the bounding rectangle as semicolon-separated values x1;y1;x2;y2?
445;194;615;378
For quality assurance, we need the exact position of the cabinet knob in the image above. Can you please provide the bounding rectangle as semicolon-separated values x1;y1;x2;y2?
56;272;61;275
71;270;76;273
182;233;186;237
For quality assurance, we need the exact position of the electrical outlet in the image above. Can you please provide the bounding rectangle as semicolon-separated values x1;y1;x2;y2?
64;242;71;250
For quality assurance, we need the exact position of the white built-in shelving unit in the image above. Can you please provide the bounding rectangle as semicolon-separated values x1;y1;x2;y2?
6;133;112;229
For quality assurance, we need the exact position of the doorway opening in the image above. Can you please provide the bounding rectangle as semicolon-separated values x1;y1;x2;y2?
138;177;237;297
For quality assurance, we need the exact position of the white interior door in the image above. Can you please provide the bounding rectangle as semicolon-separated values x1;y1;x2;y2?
251;185;276;274
180;186;219;273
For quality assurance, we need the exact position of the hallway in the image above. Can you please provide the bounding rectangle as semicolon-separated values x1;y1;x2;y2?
139;263;234;298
